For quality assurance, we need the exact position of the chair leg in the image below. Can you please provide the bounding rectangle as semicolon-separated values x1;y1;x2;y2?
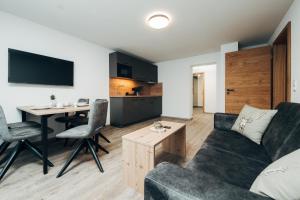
87;139;104;173
56;140;86;178
0;142;22;181
64;139;69;147
23;140;54;167
99;132;111;143
94;134;99;152
0;150;12;166
90;139;109;154
0;142;10;156
70;139;79;147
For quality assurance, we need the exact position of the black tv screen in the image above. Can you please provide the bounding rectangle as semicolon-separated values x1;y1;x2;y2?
8;49;74;86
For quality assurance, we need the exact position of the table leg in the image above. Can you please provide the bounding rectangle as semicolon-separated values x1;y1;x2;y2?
64;113;69;130
162;126;186;157
122;139;155;193
95;134;99;152
41;116;48;174
21;111;27;122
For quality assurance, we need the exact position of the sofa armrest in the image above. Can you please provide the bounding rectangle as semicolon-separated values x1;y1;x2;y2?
145;162;270;200
214;113;238;131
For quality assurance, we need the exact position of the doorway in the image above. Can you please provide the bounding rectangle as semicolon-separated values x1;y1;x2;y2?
192;64;217;114
193;73;205;111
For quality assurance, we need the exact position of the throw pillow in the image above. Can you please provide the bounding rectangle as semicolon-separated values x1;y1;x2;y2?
231;105;277;144
250;149;300;200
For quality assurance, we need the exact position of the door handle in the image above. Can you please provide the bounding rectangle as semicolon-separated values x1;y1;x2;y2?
226;89;235;94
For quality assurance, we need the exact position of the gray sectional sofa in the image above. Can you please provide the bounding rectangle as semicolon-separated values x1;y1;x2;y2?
145;102;300;200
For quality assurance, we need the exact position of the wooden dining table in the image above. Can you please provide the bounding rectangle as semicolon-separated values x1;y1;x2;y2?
17;105;90;174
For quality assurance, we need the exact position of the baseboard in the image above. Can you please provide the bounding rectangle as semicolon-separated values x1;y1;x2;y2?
161;115;192;121
203;112;215;114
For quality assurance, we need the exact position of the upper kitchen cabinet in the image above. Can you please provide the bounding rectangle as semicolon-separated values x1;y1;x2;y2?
109;52;133;79
109;52;158;83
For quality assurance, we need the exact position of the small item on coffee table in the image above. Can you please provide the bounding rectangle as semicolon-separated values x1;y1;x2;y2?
150;121;166;133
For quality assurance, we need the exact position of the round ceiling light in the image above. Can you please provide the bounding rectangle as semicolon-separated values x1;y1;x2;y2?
147;14;170;29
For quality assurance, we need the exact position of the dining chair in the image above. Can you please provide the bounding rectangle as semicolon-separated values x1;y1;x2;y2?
56;99;108;178
0;121;41;157
55;98;89;146
55;98;89;129
0;106;54;181
70;99;111;151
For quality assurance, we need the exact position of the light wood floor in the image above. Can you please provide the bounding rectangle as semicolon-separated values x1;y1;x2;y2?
0;108;213;200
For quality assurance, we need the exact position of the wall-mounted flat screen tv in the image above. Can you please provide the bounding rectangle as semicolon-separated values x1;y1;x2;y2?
8;49;74;86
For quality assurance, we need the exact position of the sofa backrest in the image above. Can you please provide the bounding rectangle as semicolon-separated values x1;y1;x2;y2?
262;102;300;161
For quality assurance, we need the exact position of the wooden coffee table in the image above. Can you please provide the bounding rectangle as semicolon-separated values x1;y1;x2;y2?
122;121;186;193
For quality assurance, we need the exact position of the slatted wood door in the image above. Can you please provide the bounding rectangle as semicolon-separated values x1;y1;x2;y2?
225;46;272;114
272;21;291;108
273;44;287;108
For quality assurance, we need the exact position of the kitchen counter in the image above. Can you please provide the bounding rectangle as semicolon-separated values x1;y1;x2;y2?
110;95;162;98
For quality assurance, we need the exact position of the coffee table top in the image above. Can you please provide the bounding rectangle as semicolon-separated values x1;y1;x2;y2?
122;121;186;147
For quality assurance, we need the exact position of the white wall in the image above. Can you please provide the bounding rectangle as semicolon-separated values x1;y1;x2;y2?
269;0;300;102
0;12;112;131
157;52;220;119
219;42;239;112
157;42;238;119
193;64;217;113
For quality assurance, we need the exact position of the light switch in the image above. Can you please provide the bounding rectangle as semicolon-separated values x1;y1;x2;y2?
293;80;297;92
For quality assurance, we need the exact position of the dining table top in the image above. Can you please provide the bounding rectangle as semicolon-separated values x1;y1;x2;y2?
17;105;90;116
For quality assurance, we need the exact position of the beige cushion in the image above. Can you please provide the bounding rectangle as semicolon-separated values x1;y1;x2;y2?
250;149;300;200
231;105;277;144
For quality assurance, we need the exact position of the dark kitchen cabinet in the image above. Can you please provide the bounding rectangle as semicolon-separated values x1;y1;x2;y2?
109;52;133;79
109;52;157;83
110;97;162;127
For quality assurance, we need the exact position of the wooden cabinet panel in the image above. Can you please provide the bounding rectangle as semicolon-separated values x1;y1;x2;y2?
109;52;158;83
225;46;272;114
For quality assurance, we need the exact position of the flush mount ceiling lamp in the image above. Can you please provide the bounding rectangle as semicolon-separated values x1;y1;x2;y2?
147;13;171;29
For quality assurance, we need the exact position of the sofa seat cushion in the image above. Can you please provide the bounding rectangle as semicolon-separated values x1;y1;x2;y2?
205;129;271;164
186;145;269;189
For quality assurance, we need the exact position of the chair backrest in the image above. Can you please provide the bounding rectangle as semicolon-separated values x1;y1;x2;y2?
78;98;89;104
76;98;90;117
262;102;300;161
86;99;108;136
0;106;11;142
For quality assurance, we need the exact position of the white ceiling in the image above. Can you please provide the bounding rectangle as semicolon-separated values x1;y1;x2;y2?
0;0;294;62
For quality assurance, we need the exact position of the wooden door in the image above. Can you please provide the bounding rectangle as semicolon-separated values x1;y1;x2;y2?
193;77;198;106
273;45;287;107
225;46;272;114
272;22;291;108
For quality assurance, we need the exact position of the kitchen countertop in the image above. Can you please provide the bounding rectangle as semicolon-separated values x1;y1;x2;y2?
110;95;162;98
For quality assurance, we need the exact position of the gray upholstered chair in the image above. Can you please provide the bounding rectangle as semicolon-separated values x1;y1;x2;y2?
0;106;54;181
0;121;41;156
70;99;111;149
55;98;89;146
56;99;108;178
55;98;90;129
